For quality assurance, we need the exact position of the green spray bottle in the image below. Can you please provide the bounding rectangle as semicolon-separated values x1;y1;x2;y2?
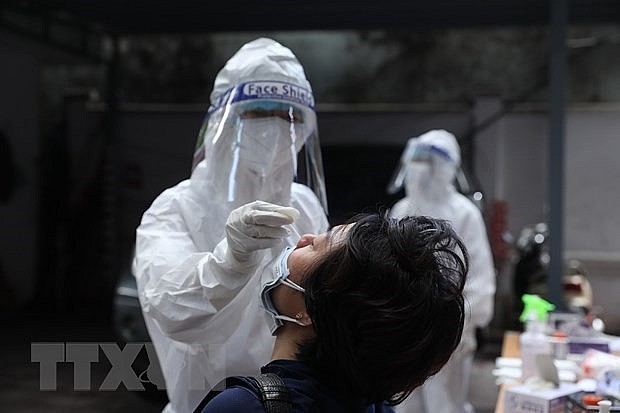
519;294;555;381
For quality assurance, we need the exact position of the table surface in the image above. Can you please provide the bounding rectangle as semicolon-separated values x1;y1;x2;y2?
495;330;620;412
494;331;521;413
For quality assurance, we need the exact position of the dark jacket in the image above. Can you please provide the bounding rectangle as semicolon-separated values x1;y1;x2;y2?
199;359;394;413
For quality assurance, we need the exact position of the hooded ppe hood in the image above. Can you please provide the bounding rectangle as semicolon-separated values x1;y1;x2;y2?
187;38;328;251
406;129;459;203
210;37;313;104
418;129;460;167
386;129;461;197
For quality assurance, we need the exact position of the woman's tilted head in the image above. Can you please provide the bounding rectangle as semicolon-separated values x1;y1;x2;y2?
297;213;469;405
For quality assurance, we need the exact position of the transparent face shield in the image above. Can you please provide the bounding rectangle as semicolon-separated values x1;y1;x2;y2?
192;80;328;213
386;139;453;195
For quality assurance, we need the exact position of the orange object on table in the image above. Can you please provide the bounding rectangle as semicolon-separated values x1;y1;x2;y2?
582;393;604;406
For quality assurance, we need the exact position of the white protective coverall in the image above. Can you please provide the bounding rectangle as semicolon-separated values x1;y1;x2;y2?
388;129;496;413
132;38;329;413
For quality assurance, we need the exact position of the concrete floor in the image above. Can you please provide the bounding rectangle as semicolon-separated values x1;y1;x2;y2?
1;314;501;413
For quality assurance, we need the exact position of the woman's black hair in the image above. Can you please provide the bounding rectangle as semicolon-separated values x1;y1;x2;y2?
297;212;469;406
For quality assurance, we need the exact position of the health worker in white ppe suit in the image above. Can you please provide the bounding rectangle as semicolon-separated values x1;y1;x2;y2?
132;37;329;413
387;129;496;413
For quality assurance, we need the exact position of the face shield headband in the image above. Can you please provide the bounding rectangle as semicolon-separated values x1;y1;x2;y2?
192;81;328;213
193;80;315;167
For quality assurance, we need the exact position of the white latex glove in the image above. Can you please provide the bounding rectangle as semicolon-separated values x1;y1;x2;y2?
225;200;300;270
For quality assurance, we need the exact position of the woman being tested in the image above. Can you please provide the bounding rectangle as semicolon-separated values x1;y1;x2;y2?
197;212;469;412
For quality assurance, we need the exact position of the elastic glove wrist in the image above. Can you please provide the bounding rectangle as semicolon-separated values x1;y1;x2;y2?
225;244;260;273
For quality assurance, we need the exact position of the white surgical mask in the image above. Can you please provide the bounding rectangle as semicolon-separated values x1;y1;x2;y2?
260;246;307;334
237;118;299;176
226;117;298;205
405;162;432;196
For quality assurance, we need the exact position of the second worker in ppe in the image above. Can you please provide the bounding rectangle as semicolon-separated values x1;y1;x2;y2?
387;129;496;413
132;37;329;413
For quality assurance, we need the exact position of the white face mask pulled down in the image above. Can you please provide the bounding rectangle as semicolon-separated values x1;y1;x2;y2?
260;246;307;335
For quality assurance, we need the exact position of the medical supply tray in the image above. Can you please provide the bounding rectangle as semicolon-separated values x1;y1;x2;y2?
566;392;620;412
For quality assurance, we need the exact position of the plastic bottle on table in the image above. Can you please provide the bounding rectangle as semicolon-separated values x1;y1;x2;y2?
519;294;554;381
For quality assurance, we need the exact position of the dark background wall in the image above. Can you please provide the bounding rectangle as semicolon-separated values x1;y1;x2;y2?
2;10;620;330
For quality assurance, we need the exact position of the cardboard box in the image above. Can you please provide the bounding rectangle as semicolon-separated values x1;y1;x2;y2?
504;383;581;413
